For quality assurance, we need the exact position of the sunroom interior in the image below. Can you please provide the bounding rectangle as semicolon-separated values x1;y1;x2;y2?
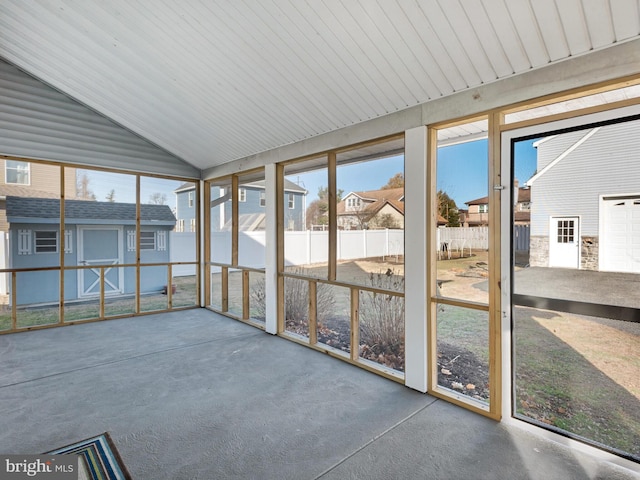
0;1;639;478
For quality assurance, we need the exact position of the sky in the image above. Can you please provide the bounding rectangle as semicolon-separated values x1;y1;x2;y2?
287;138;538;208
77;169;186;210
79;138;538;211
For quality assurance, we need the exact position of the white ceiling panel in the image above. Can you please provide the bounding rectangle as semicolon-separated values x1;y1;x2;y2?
0;0;638;172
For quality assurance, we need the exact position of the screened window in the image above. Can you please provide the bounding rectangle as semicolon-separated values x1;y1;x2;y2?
5;160;30;185
34;231;57;253
140;231;155;250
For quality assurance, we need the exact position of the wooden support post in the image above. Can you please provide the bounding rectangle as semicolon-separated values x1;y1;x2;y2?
488;110;503;419
275;164;285;333
135;175;141;314
59;166;65;324
222;266;229;312
167;264;173;310
426;126;439;393
328;152;337;281
308;280;317;345
100;266;105;319
242;269;250;320
350;287;359;362
231;175;239;267
11;272;17;331
203;181;211;307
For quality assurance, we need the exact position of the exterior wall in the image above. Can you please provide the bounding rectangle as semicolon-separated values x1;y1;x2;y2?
0;161;76;198
529;235;548;268
0;59;199;178
581;236;599;271
370;204;404;229
175;190;196;230
10;223;171;303
531;120;640;238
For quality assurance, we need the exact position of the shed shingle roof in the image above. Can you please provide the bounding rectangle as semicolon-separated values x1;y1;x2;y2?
6;197;176;224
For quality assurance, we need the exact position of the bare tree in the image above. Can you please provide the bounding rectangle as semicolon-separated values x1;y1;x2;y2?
105;189;116;202
148;192;167;205
76;173;96;200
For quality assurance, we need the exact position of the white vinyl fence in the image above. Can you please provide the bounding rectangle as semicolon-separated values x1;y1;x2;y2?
207;229;404;273
437;227;489;257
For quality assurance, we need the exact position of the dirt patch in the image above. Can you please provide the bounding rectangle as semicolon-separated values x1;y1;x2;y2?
437;342;490;402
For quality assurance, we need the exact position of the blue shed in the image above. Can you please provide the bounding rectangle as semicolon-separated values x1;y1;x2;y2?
6;196;176;305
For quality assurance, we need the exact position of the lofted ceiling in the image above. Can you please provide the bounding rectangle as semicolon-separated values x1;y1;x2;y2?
0;0;639;172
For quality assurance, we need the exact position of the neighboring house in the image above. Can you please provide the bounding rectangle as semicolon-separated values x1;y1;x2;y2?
174;182;197;232
337;188;404;230
177;179;307;232
527;120;640;273
461;196;490;226
0;160;77;232
6;197;175;304
461;186;531;227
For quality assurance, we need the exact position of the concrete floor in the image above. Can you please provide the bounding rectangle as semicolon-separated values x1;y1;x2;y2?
0;310;638;480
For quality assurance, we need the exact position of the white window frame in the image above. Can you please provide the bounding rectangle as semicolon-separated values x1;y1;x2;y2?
188;191;194;208
34;230;58;254
288;193;295;209
478;204;488;213
239;188;246;202
140;231;156;250
5;160;30;185
259;192;266;207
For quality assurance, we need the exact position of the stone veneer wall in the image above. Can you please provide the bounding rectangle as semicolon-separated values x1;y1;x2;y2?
581;236;599;271
528;235;599;270
529;236;549;267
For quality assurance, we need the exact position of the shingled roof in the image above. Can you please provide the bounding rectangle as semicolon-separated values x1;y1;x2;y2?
6;197;176;225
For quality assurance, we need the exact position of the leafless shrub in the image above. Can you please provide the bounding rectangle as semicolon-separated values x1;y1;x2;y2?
250;268;334;323
359;271;405;347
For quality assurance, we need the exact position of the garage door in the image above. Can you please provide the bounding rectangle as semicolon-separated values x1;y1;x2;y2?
600;195;640;273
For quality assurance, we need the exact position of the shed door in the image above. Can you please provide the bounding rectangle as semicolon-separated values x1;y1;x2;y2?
78;227;123;297
549;217;580;268
600;196;640;273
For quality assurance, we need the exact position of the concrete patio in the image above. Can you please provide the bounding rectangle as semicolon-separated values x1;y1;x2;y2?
0;310;638;479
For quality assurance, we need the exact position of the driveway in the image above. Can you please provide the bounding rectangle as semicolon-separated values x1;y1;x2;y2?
513;267;640;309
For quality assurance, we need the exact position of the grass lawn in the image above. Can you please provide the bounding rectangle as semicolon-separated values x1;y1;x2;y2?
0;276;198;331
514;306;640;459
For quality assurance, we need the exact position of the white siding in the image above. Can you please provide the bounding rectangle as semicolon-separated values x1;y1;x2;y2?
0;60;199;178
531;119;640;236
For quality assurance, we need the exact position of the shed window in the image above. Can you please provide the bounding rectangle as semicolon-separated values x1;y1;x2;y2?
34;231;58;253
5;160;30;185
140;231;155;250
